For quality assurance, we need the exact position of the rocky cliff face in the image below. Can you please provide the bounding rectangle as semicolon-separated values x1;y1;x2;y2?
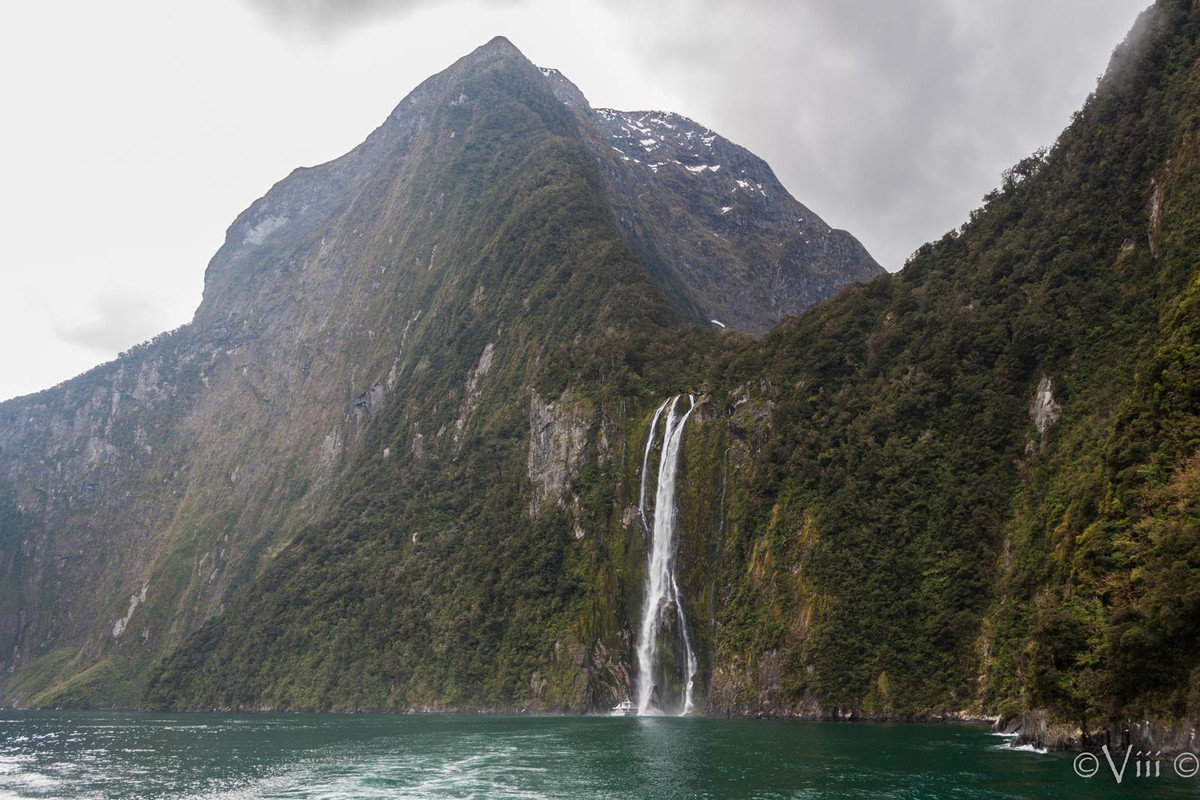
541;67;883;333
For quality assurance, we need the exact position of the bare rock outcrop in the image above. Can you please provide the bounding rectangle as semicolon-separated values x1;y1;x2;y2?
526;389;590;516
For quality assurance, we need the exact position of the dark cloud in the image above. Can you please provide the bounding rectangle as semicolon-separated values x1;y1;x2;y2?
243;0;519;37
244;0;421;32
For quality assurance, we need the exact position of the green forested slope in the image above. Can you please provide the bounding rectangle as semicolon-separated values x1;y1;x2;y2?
144;40;725;712
4;33;876;711
703;0;1200;739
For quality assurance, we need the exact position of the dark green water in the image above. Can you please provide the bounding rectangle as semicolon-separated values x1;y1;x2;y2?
0;712;1195;799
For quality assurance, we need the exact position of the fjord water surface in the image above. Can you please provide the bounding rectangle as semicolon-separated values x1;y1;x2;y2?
0;712;1193;798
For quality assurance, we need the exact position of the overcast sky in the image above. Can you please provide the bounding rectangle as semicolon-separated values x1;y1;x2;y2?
0;0;1145;402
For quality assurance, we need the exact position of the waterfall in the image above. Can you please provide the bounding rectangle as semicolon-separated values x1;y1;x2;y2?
638;398;670;534
635;394;698;716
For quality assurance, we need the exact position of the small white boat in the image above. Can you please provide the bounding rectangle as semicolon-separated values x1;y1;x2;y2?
611;699;637;716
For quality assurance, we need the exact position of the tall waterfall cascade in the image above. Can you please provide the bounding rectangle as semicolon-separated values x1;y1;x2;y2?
635;394;699;716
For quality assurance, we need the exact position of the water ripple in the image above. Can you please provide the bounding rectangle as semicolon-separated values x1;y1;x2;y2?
0;713;1193;799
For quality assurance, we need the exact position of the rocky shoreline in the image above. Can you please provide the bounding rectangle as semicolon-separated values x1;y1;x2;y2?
997;710;1200;758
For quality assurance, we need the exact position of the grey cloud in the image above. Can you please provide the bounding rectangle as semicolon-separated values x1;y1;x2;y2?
608;0;1145;268
245;0;427;33
53;295;164;355
244;0;521;37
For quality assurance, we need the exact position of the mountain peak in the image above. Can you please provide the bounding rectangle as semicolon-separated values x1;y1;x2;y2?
482;34;518;51
467;35;528;64
197;37;879;335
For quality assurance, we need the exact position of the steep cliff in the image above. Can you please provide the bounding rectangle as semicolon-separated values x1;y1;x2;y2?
0;36;875;709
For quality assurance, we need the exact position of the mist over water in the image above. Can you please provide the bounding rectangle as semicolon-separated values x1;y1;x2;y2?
1;711;1192;799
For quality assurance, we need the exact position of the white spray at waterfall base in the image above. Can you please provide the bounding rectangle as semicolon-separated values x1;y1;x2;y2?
635;394;698;716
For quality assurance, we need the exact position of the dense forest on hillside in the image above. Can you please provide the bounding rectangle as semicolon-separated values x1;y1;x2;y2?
707;0;1200;732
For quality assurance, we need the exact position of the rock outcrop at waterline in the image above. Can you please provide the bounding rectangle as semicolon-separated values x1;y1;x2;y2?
1001;711;1200;760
